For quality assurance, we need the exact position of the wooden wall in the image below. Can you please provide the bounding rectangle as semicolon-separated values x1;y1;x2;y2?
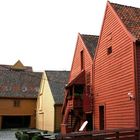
136;44;140;128
94;3;136;130
0;98;36;128
36;72;55;132
69;34;93;112
69;34;93;85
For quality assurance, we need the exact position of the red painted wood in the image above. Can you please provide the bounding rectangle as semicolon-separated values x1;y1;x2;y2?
94;3;136;131
69;34;93;113
69;35;92;83
61;33;94;134
136;44;140;128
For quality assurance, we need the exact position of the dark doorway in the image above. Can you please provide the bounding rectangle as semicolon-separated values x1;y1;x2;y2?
74;85;84;95
86;113;93;131
2;116;31;129
99;105;105;130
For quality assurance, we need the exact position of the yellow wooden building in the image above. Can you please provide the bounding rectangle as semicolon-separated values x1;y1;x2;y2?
36;70;69;132
0;60;42;129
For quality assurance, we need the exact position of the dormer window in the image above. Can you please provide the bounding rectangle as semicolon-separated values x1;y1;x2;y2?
80;50;84;70
11;60;26;71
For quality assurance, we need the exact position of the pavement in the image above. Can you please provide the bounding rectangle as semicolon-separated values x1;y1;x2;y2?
0;129;58;140
0;129;17;140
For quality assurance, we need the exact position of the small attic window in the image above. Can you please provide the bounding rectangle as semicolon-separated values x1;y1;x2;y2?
13;100;20;107
107;46;112;55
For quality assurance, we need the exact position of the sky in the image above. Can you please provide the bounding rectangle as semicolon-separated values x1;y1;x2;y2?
0;0;140;72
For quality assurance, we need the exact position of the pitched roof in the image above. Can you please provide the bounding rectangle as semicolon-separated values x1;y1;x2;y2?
0;70;42;98
110;2;140;40
0;60;32;71
80;34;99;58
45;71;69;104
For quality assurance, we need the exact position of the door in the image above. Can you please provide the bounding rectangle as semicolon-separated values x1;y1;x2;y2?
86;113;93;131
99;105;104;130
2;116;31;129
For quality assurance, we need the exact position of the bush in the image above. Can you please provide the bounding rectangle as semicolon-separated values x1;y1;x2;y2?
42;130;48;134
20;134;29;140
31;135;42;140
15;131;22;140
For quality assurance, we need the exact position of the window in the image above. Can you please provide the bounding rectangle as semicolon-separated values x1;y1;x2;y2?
80;50;84;70
14;100;20;107
107;46;112;55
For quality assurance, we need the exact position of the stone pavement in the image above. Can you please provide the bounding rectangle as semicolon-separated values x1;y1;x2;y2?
0;130;17;140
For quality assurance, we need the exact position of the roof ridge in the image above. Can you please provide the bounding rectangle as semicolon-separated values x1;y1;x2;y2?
45;70;69;72
110;2;140;10
81;34;99;37
0;69;41;74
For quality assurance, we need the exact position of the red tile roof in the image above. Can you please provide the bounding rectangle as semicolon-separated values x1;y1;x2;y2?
110;2;140;40
0;70;42;98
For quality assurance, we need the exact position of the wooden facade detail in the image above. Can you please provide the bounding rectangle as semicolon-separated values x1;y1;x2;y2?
61;33;98;134
36;71;69;132
136;43;140;128
94;1;140;131
0;61;42;129
0;98;36;129
1;1;140;136
11;60;26;71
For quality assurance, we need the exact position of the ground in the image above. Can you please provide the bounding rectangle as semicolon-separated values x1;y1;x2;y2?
0;129;58;140
0;129;17;140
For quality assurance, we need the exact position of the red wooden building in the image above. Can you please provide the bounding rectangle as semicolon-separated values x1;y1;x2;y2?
61;33;98;134
94;2;140;131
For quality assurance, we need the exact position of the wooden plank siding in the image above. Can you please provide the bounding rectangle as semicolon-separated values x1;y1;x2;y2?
69;34;93;85
69;34;93;112
94;3;136;131
61;34;95;134
0;98;36;128
136;44;140;128
55;105;62;132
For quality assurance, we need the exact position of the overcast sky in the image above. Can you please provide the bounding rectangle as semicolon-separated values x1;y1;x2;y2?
0;0;140;71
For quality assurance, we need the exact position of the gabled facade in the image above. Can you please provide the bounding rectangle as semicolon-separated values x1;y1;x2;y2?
0;60;42;129
61;33;98;134
94;2;140;131
36;71;69;132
